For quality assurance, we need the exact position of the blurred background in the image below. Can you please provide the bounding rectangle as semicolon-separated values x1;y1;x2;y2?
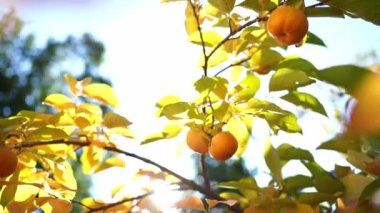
0;0;380;211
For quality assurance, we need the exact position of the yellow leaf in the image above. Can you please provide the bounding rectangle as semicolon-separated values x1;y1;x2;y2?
198;48;228;68
106;127;135;139
226;117;251;157
43;93;75;110
111;184;125;198
189;30;224;47
25;127;69;142
80;145;105;174
103;112;131;128
83;83;118;107
94;157;126;173
64;74;79;95
185;2;198;36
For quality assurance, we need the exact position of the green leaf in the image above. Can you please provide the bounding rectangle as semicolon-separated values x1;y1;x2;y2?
194;76;228;100
247;99;302;134
83;83;118;107
226;116;251;157
360;178;380;200
303;161;345;194
283;175;314;194
249;48;283;71
269;68;315;91
25;127;69;142
238;0;276;12
230;72;260;102
208;0;236;13
305;7;344;18
102;112;131;128
264;139;283;187
94;157;126;173
281;91;327;116
218;176;259;191
298;192;336;205
305;32;327;47
321;0;380;25
317;137;361;153
274;57;318;76
199;48;228;68
316;65;372;95
43;93;75;110
277;143;314;162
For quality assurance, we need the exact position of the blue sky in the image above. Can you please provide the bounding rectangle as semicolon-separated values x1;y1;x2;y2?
1;0;380;209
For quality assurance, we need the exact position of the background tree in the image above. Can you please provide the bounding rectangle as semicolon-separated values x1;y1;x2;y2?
1;0;380;212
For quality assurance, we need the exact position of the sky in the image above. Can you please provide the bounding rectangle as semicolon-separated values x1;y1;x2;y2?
1;0;380;210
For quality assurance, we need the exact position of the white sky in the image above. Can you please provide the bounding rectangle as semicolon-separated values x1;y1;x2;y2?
1;0;380;209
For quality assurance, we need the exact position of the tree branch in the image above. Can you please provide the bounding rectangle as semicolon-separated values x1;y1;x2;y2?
200;155;211;192
188;0;208;76
85;191;154;213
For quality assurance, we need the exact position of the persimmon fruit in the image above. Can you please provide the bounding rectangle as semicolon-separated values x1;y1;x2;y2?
186;128;210;154
209;131;238;161
267;5;309;45
0;146;18;178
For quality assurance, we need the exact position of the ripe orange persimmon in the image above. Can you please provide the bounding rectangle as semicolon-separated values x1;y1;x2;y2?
209;132;238;161
0;146;18;178
267;5;308;45
186;128;210;154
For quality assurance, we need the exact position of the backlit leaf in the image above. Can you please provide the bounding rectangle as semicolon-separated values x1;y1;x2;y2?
199;48;228;68
270;68;315;91
226;116;251;157
230;72;260;102
189;30;223;47
194;76;228;100
249;48;283;72
64;74;79;95
83;83;118;107
274;57;318;76
156;95;182;108
25;127;69;142
141;123;183;144
218;176;259;191
208;0;236;13
1;170;19;207
159;102;190;119
281;91;327;116
103;112;131;128
43;93;75;110
94;157;126;173
264;139;283;187
185;2;199;36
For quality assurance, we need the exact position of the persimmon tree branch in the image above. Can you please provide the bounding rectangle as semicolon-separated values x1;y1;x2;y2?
85;191;154;213
188;0;208;76
200;154;211;192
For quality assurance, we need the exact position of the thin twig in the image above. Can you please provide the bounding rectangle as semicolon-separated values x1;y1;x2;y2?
71;199;93;211
188;0;208;76
214;56;251;77
85;191;154;213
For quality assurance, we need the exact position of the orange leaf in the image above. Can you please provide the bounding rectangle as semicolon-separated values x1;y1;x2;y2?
173;196;237;211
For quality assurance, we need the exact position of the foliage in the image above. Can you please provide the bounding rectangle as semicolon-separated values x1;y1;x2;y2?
0;10;108;117
1;0;380;212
